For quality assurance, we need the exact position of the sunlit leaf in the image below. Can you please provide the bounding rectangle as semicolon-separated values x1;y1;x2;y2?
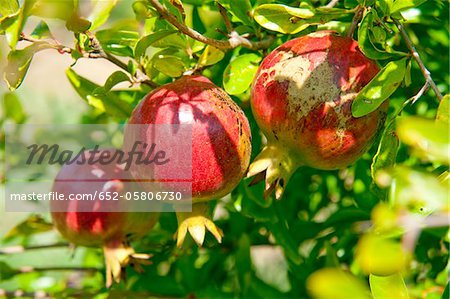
66;68;132;118
3;92;26;123
0;0;19;16
132;1;157;20
370;273;409;299
197;45;225;67
376;166;448;214
3;42;53;90
352;58;407;117
153;55;186;77
397;116;449;164
66;13;91;33
30;20;52;39
371;121;399;179
134;29;178;58
3;215;53;241
94;70;130;94
31;0;75;20
390;0;427;14
223;53;261;95
253;4;314;34
96;28;140;57
436;94;449;123
307;268;371;299
356;234;409;276
88;0;117;30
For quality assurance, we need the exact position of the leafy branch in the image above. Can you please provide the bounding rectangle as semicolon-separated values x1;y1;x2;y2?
392;18;443;101
19;32;158;88
148;0;274;51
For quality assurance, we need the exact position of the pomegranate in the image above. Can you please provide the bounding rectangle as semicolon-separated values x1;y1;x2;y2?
51;148;159;287
125;75;251;246
249;31;388;199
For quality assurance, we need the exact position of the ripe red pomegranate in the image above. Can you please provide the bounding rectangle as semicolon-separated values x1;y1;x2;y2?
249;31;388;199
51;148;159;287
125;75;251;246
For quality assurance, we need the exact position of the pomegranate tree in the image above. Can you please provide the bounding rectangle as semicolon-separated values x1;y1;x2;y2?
51;148;159;286
125;75;251;246
248;31;388;199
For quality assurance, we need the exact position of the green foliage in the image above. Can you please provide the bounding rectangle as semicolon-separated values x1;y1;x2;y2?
0;0;449;298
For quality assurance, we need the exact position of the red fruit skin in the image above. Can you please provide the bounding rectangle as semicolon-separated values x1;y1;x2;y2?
126;75;251;202
251;31;388;169
51;149;158;247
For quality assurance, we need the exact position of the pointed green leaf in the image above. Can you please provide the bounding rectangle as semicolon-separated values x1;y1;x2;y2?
88;0;117;30
371;121;399;179
134;29;178;58
370;274;409;299
230;0;253;25
66;68;132;118
0;0;19;16
96;28;140;57
352;58;407;117
30;20;52;39
94;70;130;95
253;4;314;34
436;95;449;123
223;53;261;95
197;45;225;67
3;42;53;90
153;55;186;77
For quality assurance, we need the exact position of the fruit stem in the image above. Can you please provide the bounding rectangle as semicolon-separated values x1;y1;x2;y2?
247;143;301;200
347;5;365;38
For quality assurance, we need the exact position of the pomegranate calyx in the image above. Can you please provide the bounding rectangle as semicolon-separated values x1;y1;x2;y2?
103;241;152;287
247;143;301;200
175;203;223;247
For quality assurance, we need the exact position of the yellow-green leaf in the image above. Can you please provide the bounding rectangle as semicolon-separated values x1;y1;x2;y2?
370;273;409;299
223;53;261;95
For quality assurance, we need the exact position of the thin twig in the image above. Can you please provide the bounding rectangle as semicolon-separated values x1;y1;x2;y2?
217;2;233;33
20;266;100;273
347;6;364;38
148;0;274;50
392;18;443;100
326;0;340;8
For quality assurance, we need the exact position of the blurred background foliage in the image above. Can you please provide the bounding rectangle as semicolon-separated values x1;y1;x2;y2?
0;0;449;298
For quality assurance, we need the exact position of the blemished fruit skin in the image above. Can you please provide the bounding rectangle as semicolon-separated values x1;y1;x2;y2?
50;148;159;286
126;75;252;202
51;149;158;247
249;31;388;198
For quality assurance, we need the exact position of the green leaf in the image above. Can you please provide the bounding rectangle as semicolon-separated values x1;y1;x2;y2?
197;45;225;67
396;116;449;165
229;0;253;25
403;58;412;87
390;0;427;14
358;11;406;60
3;42;53;90
0;261;19;280
96;28;140;57
153;55;186;77
30;20;52;39
223;53;261;95
66;13;91;33
134;29;178;58
132;1;157;20
3;0;36;49
253;4;315;34
371;121;399;179
436;94;449;123
352;58;407;117
94;70;130;94
2;92;26;123
88;0;117;30
66;68;132;118
307;268;371;299
0;0;19;16
376;166;448;214
356;234;408;276
31;0;75;20
370;273;409;299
